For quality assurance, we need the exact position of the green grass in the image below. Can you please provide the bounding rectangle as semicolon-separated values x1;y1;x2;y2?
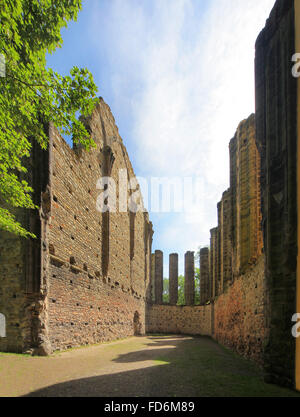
52;336;135;355
0;352;31;358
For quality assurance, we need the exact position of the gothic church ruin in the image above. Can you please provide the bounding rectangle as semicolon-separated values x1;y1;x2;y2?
0;0;300;392
0;99;153;355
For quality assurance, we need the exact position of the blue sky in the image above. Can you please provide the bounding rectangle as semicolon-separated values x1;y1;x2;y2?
47;0;276;276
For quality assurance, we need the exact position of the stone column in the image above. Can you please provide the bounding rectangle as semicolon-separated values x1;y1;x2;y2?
210;227;219;300
200;248;209;305
154;250;163;304
184;251;195;306
151;253;155;302
169;254;178;305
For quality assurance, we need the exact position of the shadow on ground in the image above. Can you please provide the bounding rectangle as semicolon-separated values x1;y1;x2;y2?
24;336;300;397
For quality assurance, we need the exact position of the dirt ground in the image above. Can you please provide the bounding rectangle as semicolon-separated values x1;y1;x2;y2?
0;335;299;397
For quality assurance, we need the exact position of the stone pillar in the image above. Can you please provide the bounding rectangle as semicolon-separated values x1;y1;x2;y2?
220;189;232;292
151;253;155;302
154;250;163;304
217;202;222;296
200;248;209;305
210;228;218;300
169;254;178;305
184;251;195;306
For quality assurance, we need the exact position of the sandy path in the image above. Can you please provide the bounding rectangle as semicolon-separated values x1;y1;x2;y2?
1;335;299;397
0;336;184;397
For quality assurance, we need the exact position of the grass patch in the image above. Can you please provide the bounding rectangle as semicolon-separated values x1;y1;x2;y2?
154;357;171;366
0;352;31;358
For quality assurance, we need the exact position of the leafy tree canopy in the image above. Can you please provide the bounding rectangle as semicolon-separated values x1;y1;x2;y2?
177;268;200;305
0;0;98;237
163;267;200;306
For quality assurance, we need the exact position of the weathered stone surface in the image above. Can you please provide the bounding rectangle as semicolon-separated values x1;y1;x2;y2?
184;252;195;306
214;256;266;365
169;254;178;306
230;115;263;277
219;190;233;292
0;0;298;392
150;253;155;302
209;227;219;300
154;250;163;304
200;248;210;305
255;0;297;387
147;304;212;336
0;98;153;354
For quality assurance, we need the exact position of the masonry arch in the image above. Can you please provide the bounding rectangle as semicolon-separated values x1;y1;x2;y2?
0;313;6;338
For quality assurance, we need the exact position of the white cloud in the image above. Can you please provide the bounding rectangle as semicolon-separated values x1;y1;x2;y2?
88;0;276;267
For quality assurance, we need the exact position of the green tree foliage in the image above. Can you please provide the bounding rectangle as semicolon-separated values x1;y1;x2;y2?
163;278;169;304
177;274;185;305
165;267;200;306
0;0;98;237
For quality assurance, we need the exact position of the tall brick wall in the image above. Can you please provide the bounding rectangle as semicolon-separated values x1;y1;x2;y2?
0;98;153;354
219;189;233;292
255;0;298;387
48;99;153;352
208;115;262;302
214;255;266;364
230;115;263;278
209;115;264;363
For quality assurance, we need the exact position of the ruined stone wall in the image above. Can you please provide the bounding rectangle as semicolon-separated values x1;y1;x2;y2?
200;248;209;305
0;228;29;353
255;0;298;387
214;255;266;364
0;138;50;354
151;253;155;301
47;99;153;352
148;110;266;364
209;227;219;300
205;115;264;363
230;115;263;277
0;98;153;354
219;190;233;292
147;253;266;364
147;304;212;336
209;115;262;302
